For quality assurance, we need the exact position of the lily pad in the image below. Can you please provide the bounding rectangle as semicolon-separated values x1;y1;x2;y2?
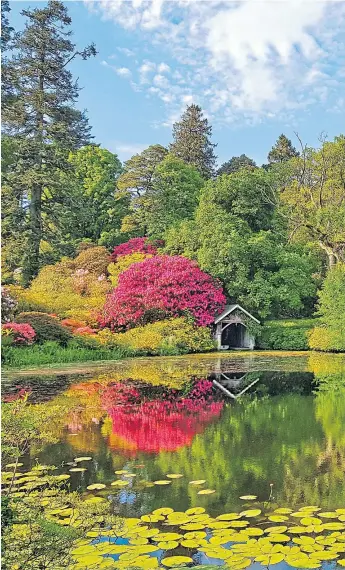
197;489;215;495
74;457;92;462
154;480;171;485
162;556;193;567
189;480;206;486
239;495;257;500
86;483;106;490
167;474;183;479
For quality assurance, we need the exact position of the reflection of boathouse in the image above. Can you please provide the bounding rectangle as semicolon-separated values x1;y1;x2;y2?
214;304;260;350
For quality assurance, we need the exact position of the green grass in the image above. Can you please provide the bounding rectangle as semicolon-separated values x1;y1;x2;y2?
2;341;133;369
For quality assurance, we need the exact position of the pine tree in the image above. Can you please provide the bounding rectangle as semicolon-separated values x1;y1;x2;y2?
2;1;96;283
170;104;217;179
268;134;299;164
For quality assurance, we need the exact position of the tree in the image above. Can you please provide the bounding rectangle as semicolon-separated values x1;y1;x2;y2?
63;145;128;248
279;135;345;267
100;255;226;330
217;154;257;176
2;1;96;283
268;134;299;164
170;104;217;179
117;144;168;198
309;263;345;352
144;155;204;238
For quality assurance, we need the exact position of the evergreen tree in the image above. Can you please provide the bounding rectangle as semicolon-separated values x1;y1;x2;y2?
117;144;168;197
217;154;257;176
2;0;96;283
170;104;217;179
268;134;299;164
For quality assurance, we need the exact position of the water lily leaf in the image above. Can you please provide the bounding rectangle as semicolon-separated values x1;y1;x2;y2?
289;526;311;533
229;521;249;528
54;474;70;481
197;489;215;495
189;480;206;486
180;523;205;531
141;514;164;523
208;522;232;529
115;470;128;474
268;533;291;542
184;531;207;540
129;537;149;545
86;483;106;490
239;495;257;500
255;553;284;565
69;468;87;472
322;523;345;531
6;463;24;468
152;507;174;516
162;556;193;567
157;540;179;549
241;509;261;518
137;528;160;538
268;515;289;522
301;517;322;526
181;539;202;548
73;554;104;565
209;536;232;545
337;561;345;566
264;526;288;534
242;527;264;536
83;497;106;504
153;480;171;485
166;474;183;479
310;551;339;560
184;508;204;516
74;457;92;462
285;558;320;569
293;536;315;545
72;545;97;556
123;473;136;477
274;508;293;514
216;513;241;521
318;511;338;518
111;480;129;486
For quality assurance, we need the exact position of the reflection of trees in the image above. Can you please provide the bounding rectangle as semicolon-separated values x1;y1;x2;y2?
152;390;345;511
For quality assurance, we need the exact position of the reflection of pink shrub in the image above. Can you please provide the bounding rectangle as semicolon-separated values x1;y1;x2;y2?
112;238;163;261
2;322;36;345
102;379;223;454
100;255;226;330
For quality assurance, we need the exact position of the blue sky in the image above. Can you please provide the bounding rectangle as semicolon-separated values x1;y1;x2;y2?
9;1;345;166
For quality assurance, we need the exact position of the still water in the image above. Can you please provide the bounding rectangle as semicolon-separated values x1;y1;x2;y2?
3;351;345;520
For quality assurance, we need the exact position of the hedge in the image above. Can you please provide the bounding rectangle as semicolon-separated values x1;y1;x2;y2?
258;319;317;351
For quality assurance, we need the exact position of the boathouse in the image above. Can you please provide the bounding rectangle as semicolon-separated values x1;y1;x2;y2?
214;304;260;350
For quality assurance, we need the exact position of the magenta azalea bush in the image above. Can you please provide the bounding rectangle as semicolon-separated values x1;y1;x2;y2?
111;237;163;261
2;322;36;345
100;255;226;330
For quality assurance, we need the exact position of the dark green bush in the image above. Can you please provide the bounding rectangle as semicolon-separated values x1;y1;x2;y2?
258;319;316;351
16;312;72;345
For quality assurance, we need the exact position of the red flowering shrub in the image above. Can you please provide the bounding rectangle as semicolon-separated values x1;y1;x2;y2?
2;322;36;345
100;255;226;330
74;326;97;335
111;237;163;261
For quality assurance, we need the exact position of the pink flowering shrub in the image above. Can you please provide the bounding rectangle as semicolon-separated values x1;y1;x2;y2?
2;322;36;345
111;237;163;261
100;255;226;330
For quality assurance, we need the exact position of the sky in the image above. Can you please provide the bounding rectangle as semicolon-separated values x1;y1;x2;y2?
8;0;345;166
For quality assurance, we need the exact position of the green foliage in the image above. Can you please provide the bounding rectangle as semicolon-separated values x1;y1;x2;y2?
280;135;345;266
170;104;216;178
62;145;128;248
258;319;315;350
308;263;345;352
16;312;72;345
2;0;96;282
217;154;257;176
113;317;216;356
145;155;205;238
267;134;299;164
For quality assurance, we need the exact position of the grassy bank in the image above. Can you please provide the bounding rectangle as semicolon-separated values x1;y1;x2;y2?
2;341;133;369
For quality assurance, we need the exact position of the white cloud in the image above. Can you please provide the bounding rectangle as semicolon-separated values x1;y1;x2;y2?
115;66;132;78
91;0;345;124
117;47;135;57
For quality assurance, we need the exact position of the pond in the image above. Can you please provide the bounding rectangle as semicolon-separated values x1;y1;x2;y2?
3;351;345;569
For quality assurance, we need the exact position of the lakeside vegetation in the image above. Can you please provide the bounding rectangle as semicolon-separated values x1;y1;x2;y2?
2;0;345;367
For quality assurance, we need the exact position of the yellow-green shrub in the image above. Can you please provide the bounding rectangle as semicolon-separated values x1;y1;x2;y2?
108;252;152;287
309;326;345;352
111;318;215;355
9;249;112;321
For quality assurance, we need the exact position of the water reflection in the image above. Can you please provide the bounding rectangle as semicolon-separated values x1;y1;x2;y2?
2;352;345;515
